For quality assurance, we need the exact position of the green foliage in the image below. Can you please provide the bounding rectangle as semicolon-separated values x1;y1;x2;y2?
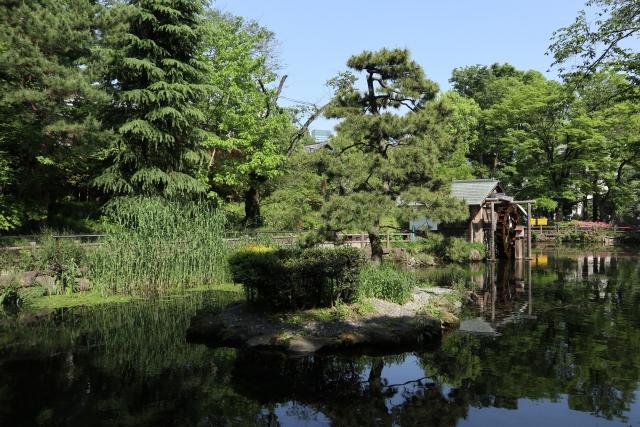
443;237;485;264
260;151;324;230
550;0;640;85
95;0;210;198
357;262;416;304
396;233;484;264
450;63;528;109
228;246;365;310
536;196;559;213
453;62;640;222
36;233;86;274
397;233;445;255
319;48;470;259
200;11;293;226
0;0;108;232
89;197;227;295
0;281;24;309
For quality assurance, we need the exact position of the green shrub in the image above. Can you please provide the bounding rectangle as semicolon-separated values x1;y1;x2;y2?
229;246;364;310
0;281;24;309
443;237;485;263
34;233;87;285
395;233;444;255
357;262;416;304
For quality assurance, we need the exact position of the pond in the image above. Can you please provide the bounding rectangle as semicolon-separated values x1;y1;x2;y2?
1;247;639;426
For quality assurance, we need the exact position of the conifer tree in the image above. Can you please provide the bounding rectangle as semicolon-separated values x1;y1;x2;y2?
0;0;105;230
95;0;210;198
321;49;470;261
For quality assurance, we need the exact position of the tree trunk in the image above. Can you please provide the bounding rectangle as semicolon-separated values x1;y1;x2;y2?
592;191;600;222
368;232;384;263
244;185;262;228
368;359;384;392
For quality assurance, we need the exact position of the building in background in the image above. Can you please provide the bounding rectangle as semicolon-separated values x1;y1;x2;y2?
304;130;333;153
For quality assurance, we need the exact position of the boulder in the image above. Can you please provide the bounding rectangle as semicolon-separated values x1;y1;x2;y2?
18;271;37;288
0;273;16;288
469;249;483;262
76;278;90;292
34;275;57;295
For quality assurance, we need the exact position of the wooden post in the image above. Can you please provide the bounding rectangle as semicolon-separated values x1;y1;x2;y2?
361;233;366;248
490;201;496;262
490;262;496;322
386;231;390;250
527;202;532;259
528;259;532;316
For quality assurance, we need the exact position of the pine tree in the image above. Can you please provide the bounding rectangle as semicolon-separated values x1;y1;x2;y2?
321;49;470;261
95;0;210;198
0;0;106;231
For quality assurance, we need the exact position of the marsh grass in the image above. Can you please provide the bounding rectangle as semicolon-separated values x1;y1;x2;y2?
88;197;227;295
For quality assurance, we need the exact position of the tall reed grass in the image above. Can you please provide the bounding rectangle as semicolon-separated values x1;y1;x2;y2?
89;197;227;295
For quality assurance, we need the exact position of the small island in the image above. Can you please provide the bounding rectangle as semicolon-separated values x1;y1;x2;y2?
187;246;465;354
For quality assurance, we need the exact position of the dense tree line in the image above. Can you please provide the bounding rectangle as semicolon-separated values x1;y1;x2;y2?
0;0;638;234
0;0;295;232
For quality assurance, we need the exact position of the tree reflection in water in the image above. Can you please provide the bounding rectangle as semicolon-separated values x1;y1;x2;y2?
1;250;640;426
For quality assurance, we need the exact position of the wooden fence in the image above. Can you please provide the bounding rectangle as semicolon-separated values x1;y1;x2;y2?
531;223;636;237
0;231;416;252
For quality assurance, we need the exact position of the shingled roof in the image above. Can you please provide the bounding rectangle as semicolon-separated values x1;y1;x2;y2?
451;179;501;205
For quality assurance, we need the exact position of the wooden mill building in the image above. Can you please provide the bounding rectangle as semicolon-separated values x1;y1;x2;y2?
412;179;535;259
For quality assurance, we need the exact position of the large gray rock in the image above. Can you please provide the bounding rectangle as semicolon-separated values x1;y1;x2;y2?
35;275;56;295
469;249;483;262
0;273;16;288
76;278;90;292
18;271;37;288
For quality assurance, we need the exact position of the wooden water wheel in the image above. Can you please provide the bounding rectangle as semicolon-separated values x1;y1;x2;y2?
495;203;520;259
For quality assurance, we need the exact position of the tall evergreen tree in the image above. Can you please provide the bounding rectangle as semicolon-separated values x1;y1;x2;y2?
0;0;106;231
320;49;469;260
95;0;210;198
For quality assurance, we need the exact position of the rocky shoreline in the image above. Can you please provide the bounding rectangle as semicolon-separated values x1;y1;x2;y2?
187;287;462;355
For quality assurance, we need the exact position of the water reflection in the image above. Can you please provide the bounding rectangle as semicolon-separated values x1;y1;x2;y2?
0;248;639;426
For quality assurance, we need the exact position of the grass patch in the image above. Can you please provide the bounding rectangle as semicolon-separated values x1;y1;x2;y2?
358;262;416;304
29;293;136;310
21;283;243;311
184;283;243;293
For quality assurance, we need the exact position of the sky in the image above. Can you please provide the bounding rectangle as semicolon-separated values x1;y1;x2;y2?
216;0;588;131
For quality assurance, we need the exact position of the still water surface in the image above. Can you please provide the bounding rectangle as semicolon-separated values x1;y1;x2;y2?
1;247;639;426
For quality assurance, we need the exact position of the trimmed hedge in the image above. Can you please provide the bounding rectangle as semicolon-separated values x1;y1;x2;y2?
228;246;365;310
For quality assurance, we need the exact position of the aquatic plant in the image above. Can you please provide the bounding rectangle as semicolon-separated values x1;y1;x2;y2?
88;197;227;295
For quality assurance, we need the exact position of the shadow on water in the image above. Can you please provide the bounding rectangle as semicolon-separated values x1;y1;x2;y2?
1;246;640;426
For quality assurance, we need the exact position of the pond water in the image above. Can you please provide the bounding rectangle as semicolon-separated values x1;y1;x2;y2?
1;247;640;426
